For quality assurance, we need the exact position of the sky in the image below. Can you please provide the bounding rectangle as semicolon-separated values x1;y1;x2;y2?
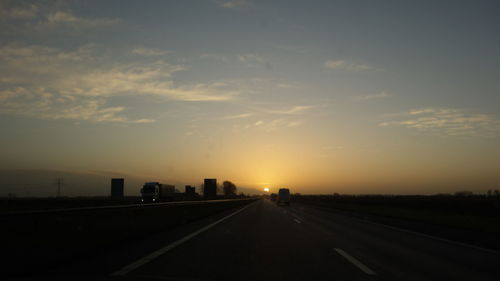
1;0;500;195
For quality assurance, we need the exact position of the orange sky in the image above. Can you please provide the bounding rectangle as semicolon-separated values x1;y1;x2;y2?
1;1;500;195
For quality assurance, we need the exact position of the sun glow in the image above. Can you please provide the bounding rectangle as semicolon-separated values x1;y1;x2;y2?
264;187;270;192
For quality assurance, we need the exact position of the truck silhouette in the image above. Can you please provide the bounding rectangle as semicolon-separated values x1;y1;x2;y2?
277;188;291;206
141;182;176;203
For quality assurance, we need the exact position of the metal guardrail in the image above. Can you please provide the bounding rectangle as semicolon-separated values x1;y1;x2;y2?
0;198;258;216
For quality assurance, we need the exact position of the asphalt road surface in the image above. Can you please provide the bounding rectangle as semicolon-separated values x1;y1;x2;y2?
22;199;500;281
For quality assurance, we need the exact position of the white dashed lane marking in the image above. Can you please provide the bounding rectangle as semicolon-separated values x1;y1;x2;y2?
334;248;376;275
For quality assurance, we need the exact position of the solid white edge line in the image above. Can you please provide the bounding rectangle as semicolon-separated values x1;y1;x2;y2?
334;248;376;275
110;201;257;276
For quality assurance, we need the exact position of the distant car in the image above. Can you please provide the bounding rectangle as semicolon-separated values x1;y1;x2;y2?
270;193;277;201
277;188;290;206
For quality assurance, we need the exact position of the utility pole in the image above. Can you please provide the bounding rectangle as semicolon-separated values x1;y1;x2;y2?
55;178;64;197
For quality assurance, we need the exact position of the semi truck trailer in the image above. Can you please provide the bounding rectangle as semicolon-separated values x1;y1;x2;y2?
141;182;176;203
277;188;291;206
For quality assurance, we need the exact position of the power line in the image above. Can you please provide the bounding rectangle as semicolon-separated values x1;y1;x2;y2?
55;178;64;197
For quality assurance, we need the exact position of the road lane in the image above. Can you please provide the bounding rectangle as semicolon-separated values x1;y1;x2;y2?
20;198;500;281
111;202;256;276
126;199;371;281
285;202;500;281
19;202;259;281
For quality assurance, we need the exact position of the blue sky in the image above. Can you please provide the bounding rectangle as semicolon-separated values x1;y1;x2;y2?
1;0;499;194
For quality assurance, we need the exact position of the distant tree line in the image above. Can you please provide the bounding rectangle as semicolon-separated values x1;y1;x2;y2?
222;181;237;197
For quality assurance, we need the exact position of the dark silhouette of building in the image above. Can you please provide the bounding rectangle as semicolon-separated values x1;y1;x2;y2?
185;185;196;196
111;178;124;198
204;178;217;198
162;184;176;194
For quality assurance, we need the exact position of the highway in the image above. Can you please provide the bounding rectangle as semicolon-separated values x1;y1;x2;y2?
24;199;499;281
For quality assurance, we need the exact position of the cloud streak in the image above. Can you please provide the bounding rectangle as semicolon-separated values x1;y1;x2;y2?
44;11;120;28
238;53;268;68
132;47;170;56
216;0;250;9
324;60;378;71
264;105;314;115
0;87;155;123
1;2;120;31
221;113;255;119
200;53;272;69
380;108;500;137
0;3;38;19
261;119;303;131
0;44;237;123
231;118;304;133
356;91;393;101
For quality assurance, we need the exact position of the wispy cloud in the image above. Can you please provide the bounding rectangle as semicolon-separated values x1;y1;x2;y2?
238;53;271;69
324;60;378;72
1;3;120;31
0;3;38;19
221;113;254;119
221;104;313;130
44;11;120;28
132;47;170;56
262;119;303;131
275;83;296;89
231;118;304;132
57;66;236;101
238;53;264;64
0;87;155;123
201;53;272;69
265;105;314;115
379;108;500;137
216;0;250;9
0;43;237;123
221;104;312;132
356;91;393;101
